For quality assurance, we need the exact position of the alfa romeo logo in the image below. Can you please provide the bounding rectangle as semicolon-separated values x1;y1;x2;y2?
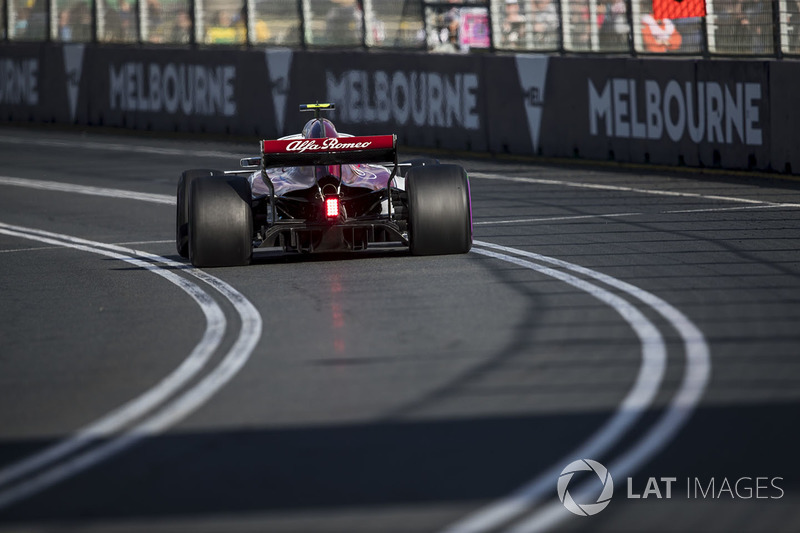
558;459;614;516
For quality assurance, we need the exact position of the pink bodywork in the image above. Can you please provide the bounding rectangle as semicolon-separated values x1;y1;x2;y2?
250;164;393;197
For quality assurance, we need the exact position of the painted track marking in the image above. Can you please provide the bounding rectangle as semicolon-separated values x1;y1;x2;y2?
470;171;800;208
0;176;175;205
441;245;666;532
116;239;175;246
4;175;797;233
474;204;798;227
441;242;710;532
490;244;710;533
1;171;715;525
0;222;262;510
474;213;643;226
0;246;61;254
0;135;240;159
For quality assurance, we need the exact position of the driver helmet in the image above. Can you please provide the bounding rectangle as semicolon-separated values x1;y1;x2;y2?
302;118;338;139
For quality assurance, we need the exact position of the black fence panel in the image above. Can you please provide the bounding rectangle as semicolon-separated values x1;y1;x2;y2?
85;47;272;136
484;54;543;156
503;55;773;171
767;61;800;174
282;50;490;152
1;43;798;174
0;43;50;123
694;60;771;170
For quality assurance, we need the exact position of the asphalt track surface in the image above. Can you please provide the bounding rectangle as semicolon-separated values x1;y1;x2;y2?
0;126;799;533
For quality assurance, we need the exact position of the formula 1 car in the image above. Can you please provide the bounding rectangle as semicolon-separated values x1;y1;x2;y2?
176;103;472;267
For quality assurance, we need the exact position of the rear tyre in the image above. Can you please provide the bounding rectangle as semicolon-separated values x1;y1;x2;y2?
188;176;253;267
176;169;224;258
406;164;472;256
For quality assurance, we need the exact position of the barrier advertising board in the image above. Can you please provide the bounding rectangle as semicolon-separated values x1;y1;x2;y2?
1;43;797;174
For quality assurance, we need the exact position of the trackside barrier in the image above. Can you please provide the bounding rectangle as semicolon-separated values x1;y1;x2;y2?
0;43;797;174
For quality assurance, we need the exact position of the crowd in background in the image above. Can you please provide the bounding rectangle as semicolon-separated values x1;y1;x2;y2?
2;0;797;56
426;0;782;55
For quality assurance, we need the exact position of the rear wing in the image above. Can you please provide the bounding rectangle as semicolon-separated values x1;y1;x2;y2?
261;135;397;168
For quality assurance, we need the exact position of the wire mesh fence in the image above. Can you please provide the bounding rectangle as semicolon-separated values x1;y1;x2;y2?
53;0;87;41
779;0;800;52
426;1;491;52
251;0;302;45
708;0;774;54
491;0;559;50
368;0;425;48
95;0;138;42
2;0;799;56
8;0;49;40
633;0;703;53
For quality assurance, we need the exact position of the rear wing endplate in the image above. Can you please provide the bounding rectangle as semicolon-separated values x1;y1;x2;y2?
261;135;397;168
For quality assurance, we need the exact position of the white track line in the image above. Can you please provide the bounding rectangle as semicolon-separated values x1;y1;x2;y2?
0;223;262;510
0;171;713;521
4;169;800;218
0;135;240;159
0;246;61;253
474;213;643;226
470;171;800;208
441;246;667;533
474;204;798;227
0;222;225;497
664;204;791;214
1;135;798;208
0;176;175;205
116;239;175;245
443;241;710;533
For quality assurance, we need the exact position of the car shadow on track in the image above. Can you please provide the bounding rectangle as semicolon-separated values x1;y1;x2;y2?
0;402;798;530
250;245;412;266
105;245;414;272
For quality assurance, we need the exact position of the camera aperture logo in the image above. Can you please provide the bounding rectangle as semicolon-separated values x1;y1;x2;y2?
558;459;614;516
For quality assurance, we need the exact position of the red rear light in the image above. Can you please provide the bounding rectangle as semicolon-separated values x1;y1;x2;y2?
325;197;340;218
